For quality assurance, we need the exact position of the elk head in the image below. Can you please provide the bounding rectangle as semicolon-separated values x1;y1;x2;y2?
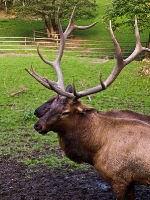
33;85;96;134
25;6;150;135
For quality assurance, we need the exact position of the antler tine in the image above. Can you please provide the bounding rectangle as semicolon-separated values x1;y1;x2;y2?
37;9;65;90
64;5;98;38
27;44;65;91
109;20;123;66
74;18;150;99
25;65;52;89
57;7;66;62
124;17;150;65
37;44;54;67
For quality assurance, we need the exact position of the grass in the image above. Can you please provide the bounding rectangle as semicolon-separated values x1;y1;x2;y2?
0;54;150;169
0;0;150;169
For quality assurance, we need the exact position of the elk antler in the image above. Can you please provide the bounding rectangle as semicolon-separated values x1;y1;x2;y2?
25;6;97;99
73;17;150;99
26;8;150;100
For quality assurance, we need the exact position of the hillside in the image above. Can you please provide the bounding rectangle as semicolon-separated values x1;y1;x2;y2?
0;0;149;52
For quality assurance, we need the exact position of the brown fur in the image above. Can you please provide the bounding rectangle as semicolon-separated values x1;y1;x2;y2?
34;95;150;200
103;109;150;125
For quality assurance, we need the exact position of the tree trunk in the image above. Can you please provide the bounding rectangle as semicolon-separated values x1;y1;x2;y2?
4;1;7;14
49;18;58;38
44;17;58;38
44;19;51;37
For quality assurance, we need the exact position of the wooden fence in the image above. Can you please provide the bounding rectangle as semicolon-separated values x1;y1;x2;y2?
0;36;147;60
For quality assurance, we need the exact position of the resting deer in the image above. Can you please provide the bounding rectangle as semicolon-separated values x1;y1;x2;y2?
26;6;150;200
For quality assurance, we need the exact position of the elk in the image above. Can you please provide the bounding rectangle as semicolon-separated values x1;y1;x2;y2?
25;6;150;200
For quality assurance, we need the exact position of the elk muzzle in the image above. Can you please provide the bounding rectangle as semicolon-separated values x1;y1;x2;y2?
34;122;47;135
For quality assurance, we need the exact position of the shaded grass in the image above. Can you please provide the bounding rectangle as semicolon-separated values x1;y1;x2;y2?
0;19;43;37
0;54;150;168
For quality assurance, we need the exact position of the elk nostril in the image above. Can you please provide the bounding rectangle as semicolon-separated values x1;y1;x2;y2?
34;123;42;132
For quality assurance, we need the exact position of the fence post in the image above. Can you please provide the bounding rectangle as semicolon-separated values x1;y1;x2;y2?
34;31;35;41
25;37;27;53
56;35;59;46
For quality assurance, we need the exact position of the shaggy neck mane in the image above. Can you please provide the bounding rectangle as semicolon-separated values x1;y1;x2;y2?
57;111;100;165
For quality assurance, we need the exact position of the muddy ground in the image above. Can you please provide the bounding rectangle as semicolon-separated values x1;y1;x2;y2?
1;157;150;200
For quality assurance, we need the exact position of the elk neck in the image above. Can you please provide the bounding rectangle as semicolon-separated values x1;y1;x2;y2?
56;110;107;165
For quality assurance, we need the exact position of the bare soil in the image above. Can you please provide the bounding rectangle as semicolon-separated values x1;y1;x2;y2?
1;157;150;200
0;10;15;19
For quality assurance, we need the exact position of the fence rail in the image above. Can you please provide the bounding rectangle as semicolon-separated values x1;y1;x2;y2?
0;36;147;59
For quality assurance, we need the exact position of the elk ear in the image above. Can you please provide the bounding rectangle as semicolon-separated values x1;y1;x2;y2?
77;107;96;114
65;85;73;93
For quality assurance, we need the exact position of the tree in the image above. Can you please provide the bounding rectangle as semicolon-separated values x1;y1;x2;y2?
0;0;13;13
11;0;98;38
103;0;150;31
103;0;150;58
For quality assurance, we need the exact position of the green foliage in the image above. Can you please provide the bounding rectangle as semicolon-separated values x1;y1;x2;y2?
10;0;97;37
103;0;150;32
23;108;35;120
12;0;97;20
11;0;97;37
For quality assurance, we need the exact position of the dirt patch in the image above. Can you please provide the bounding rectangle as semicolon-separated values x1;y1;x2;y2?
0;10;15;19
137;59;150;76
1;158;150;200
0;53;37;57
138;66;150;76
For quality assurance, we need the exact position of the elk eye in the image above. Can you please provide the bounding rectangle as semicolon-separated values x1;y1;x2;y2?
62;110;70;116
